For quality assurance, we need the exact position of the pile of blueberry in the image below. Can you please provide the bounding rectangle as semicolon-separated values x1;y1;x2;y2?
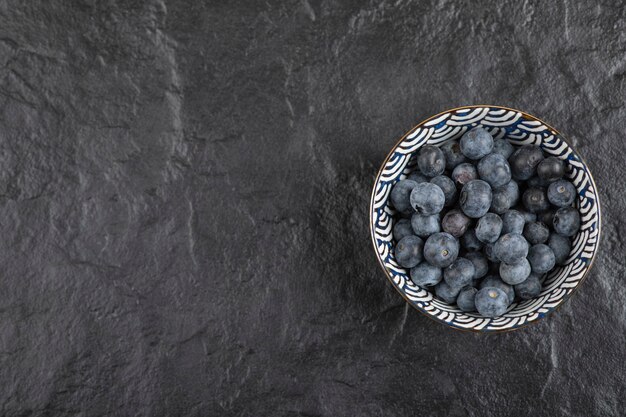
391;127;579;318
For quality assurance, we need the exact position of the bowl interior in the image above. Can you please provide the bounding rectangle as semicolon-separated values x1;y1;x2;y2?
370;106;601;332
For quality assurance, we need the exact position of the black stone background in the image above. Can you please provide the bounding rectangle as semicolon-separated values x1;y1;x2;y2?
0;1;624;416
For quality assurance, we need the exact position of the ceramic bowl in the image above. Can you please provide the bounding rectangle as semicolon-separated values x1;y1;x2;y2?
369;105;601;332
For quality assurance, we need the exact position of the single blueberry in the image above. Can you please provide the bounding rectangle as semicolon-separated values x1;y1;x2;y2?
456;287;478;312
444;257;475;288
553;206;580;237
480;276;515;304
460;127;494;159
390;179;418;214
491;180;519;214
501;210;525;234
452;163;478;186
430;175;457;207
499;258;531;285
460;179;492;218
493;233;529;264
548;233;571;265
410;182;445;215
411;213;440;238
424;232;460;268
527;244;556;274
461;229;484;251
537;156;565;182
440;140;467;170
393;218;414;241
394;235;424;268
410;262;443;287
475;287;509;318
478;153;512;188
523;187;550;213
475;213;503;243
407;171;429;183
466;251;489;279
418;145;446;177
514;274;542;300
492;139;515;159
441;209;471;238
523;221;550;245
508;145;544;180
435;281;462;304
547;179;576;208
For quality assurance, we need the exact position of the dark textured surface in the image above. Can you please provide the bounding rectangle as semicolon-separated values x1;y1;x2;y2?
0;1;624;416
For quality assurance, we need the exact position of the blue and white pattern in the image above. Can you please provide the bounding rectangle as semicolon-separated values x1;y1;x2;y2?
370;106;601;332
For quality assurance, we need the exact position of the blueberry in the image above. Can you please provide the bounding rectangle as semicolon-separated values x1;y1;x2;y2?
480;276;515;304
538;210;554;227
424;232;459;268
466;251;488;279
499;258;531;285
456;287;478;312
475;287;509;318
491;180;519;214
460;179;492;218
508;145;544;180
477;153;512;188
430;175;457;207
461;229;484;251
418;145;446;177
553;206;580;237
493;233;529;264
441;209;471;238
514;274;542;300
523;221;550;245
444;257;475;288
411;213;440;238
518;209;537;224
390;179;418;214
393;218;414;241
548;233;571;265
409;182;445;215
483;242;498;262
523;187;550;213
501;210;525;234
547;180;576;208
410;262;443;287
537;156;565;182
492;139;515;159
460;127;494;159
452;163;478;186
394;235;424;268
440;140;467;170
435;281;462;304
475;213;503;243
527;244;556;274
407;172;429;183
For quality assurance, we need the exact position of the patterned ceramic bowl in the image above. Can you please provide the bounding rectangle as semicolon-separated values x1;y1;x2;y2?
369;105;601;332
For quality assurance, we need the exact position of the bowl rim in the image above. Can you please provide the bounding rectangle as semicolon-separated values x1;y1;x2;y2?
369;104;602;333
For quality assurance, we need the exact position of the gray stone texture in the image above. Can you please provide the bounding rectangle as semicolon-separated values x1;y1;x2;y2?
0;0;624;416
